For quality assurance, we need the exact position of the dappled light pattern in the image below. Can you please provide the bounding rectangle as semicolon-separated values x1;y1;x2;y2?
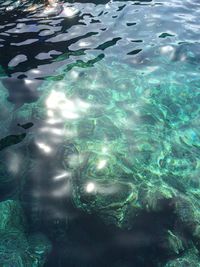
8;56;200;266
58;59;200;230
1;0;200;266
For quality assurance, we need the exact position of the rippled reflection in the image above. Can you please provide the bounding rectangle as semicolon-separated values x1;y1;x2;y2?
1;0;200;266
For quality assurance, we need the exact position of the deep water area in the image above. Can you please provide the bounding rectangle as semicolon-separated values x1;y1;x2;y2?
1;0;200;266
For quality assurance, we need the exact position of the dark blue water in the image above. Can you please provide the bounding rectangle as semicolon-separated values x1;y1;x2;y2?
1;0;200;266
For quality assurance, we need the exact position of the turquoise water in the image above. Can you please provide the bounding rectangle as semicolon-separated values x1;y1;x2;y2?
1;0;200;266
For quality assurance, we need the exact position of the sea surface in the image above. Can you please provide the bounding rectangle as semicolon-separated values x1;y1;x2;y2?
0;0;200;266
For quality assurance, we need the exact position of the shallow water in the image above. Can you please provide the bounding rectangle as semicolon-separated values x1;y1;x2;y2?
1;0;200;266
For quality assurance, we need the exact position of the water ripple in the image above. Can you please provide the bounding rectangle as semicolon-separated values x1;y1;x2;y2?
1;1;200;266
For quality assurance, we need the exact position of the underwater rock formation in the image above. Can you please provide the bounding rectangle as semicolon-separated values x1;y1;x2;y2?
164;248;200;267
0;200;52;266
55;60;200;265
3;57;200;265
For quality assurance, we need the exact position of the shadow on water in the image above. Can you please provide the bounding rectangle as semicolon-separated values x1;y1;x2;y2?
43;212;174;267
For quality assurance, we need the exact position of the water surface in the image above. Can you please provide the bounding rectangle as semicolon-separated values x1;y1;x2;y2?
0;0;200;266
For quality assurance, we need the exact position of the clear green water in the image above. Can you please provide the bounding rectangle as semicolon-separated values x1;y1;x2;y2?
1;0;200;266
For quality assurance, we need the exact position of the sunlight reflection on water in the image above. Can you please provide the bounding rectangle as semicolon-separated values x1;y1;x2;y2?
1;0;200;266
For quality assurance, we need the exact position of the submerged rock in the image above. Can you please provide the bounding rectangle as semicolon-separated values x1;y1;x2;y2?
0;200;26;232
54;60;200;264
2;57;200;265
164;248;200;267
0;200;52;266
